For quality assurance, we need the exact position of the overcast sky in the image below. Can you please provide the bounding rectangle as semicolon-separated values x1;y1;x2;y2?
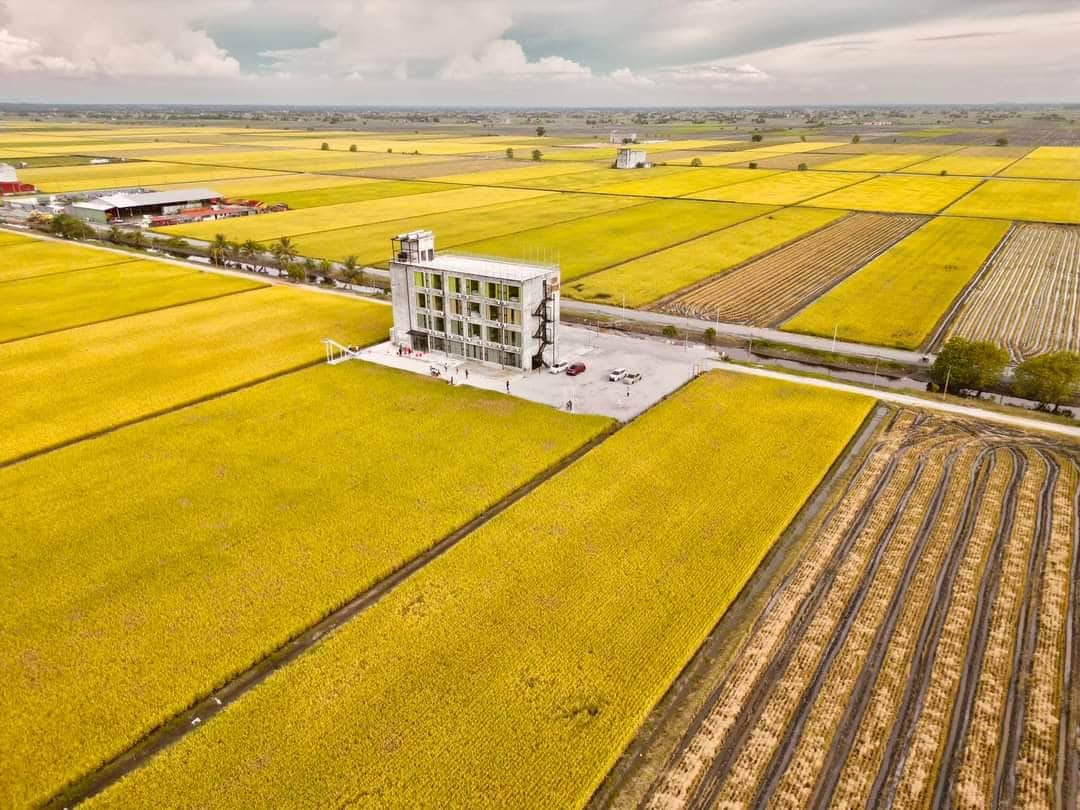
1;0;1078;106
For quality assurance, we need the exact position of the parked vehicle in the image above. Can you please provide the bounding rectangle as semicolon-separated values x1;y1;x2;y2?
566;362;586;376
623;372;642;384
608;367;628;382
548;361;569;374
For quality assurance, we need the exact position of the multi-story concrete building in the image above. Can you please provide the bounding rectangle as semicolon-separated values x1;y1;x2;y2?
388;230;560;371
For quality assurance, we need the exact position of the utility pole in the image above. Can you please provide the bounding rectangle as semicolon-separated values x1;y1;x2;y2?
942;365;951;401
872;355;879;389
831;323;838;354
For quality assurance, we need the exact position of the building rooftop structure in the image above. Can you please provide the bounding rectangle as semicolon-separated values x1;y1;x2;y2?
77;188;221;210
392;230;556;281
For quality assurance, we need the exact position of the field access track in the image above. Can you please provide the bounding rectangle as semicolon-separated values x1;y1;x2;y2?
645;410;1080;810
947;223;1080;361
659;212;926;325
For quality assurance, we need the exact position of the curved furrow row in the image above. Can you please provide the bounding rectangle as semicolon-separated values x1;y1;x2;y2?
821;446;1010;810
639;415;1078;810
1063;458;1080;810
948;223;1080;361
945;446;1047;808
759;444;985;810
643;414;925;808
994;451;1060;808
703;443;963;807
872;444;1023;810
1014;452;1077;807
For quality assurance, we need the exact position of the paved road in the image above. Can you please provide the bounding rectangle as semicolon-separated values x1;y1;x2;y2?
709;361;1080;439
563;299;933;366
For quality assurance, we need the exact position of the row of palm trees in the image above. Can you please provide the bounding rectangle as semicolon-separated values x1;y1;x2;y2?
206;233;365;289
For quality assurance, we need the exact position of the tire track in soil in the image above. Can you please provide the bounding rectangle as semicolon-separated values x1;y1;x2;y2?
809;444;997;810
993;450;1060;809
873;446;1025;809
745;448;963;809
686;451;941;810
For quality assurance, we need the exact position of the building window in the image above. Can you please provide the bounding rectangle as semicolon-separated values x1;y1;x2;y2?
469;323;482;339
417;313;429;330
432;295;444;311
416;292;427;309
503;307;521;325
451;320;464;337
485;281;498;299
447;276;461;294
434;316;445;333
487;326;501;343
430;273;443;290
413;271;423;287
505;284;521;301
487;304;500;321
450;299;464;316
468;301;481;317
505;329;521;347
467;279;480;295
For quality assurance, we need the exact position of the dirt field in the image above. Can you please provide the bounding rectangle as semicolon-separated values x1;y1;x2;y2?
946;223;1080;360
642;410;1079;810
658;213;926;325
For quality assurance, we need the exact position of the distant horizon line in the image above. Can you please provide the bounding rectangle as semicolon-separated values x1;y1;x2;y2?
1;101;1078;111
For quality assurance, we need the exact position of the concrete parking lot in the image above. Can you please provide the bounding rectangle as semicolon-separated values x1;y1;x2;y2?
357;324;714;420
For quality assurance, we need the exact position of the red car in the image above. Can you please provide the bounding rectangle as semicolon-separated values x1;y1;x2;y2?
566;362;586;376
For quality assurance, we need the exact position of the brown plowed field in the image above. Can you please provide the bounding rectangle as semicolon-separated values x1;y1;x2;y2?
643;410;1079;810
946;223;1080;361
659;212;926;325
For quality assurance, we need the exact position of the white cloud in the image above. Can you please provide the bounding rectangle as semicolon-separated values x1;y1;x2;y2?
439;39;590;80
658;63;772;87
609;67;654;87
0;0;241;78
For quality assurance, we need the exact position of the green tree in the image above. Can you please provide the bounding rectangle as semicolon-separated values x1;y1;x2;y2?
751;133;763;142
127;229;148;250
165;236;191;256
506;147;514;159
996;137;1009;147
661;325;678;338
797;162;808;171
47;213;94;240
240;239;261;272
270;236;298;276
349;144;357;152
318;258;334;283
321;142;330;150
536;126;546;137
851;134;861;144
1013;351;1080;412
302;257;318;282
704;327;716;345
107;225;125;244
209;233;229;265
285;261;306;283
748;162;758;169
531;149;542;161
800;134;807;142
224;240;241;268
930;337;1009;396
341;255;362;288
690;157;703;167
